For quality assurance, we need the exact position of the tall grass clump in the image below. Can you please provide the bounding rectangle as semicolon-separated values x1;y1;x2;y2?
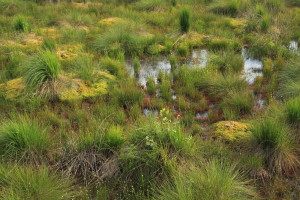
210;52;244;73
209;0;241;16
146;76;156;95
133;56;141;75
95;22;151;56
221;90;254;120
134;0;164;11
112;81;144;109
154;159;256;200
251;117;299;173
0;165;77;200
119;116;194;196
41;38;56;52
207;73;248;98
13;15;28;32
24;50;60;96
0;116;50;161
285;96;300;125
278;58;300;99
180;8;190;33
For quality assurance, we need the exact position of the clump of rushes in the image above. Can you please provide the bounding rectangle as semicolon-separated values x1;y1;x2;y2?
207;73;248;98
251;117;299;174
155;159;256;200
133;56;141;76
159;73;172;101
263;58;273;80
95;22;151;56
41;38;56;52
0;116;51;162
113;81;144;109
171;0;177;7
146;76;156;95
13;15;28;32
285;96;300;125
106;125;124;149
209;0;241;16
278;58;300;99
180;8;190;33
221;90;254;120
0;165;78;200
260;14;271;33
170;54;177;70
24;50;60;97
210;52;244;73
100;56;126;77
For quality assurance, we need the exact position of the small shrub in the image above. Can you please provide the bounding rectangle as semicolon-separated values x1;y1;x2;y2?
251;117;299;173
13;16;28;32
180;8;190;33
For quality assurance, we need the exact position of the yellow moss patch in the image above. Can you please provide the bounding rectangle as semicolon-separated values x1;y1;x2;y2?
184;32;208;47
72;2;89;8
0;78;25;99
79;81;108;98
56;44;83;59
95;71;116;81
98;17;124;26
41;27;60;38
227;18;247;28
58;77;108;101
212;121;251;142
21;33;43;46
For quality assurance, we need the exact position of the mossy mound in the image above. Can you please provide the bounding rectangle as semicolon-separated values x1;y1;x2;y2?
57;72;114;101
98;17;125;26
212;121;251;142
0;78;25;99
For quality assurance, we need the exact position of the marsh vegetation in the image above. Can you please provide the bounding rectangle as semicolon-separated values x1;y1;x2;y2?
0;0;299;199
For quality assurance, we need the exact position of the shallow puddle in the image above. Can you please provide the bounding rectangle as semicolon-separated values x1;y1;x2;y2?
242;48;263;84
126;49;208;87
186;49;208;68
143;108;159;118
195;111;208;121
256;93;265;109
289;40;299;52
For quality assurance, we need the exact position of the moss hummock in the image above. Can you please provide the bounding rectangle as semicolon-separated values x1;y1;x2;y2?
212;121;251;142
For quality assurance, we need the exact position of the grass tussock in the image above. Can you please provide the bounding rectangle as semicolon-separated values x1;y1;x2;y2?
0;165;78;200
251;117;299;174
0;116;51;162
154;159;256;200
24;50;60;96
